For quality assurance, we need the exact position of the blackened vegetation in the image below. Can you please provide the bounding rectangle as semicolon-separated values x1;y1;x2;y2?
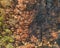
30;0;60;47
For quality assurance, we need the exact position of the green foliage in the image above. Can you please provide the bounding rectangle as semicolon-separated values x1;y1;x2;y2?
0;36;14;48
0;36;14;43
0;22;2;26
4;29;12;34
0;16;4;22
6;43;14;48
0;36;2;39
0;4;14;48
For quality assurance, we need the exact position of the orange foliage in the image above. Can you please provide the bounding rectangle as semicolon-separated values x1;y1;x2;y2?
31;35;38;43
13;0;38;42
18;44;35;48
51;31;58;39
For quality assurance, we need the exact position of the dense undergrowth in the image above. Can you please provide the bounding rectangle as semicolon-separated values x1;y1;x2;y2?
0;0;60;48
